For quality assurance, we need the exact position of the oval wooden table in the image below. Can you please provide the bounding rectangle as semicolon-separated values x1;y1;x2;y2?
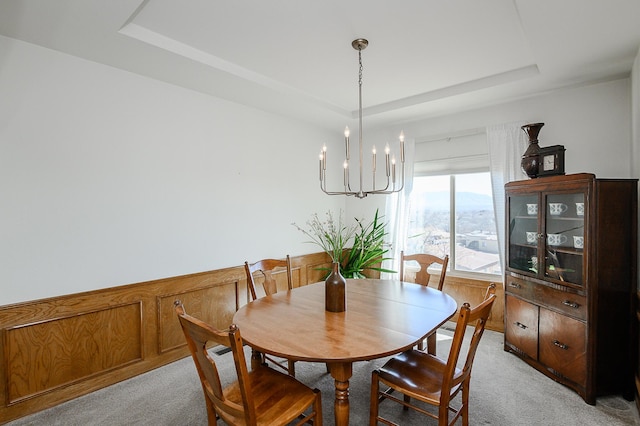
232;278;457;426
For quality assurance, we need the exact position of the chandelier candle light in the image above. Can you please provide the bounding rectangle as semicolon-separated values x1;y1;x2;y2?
319;38;405;199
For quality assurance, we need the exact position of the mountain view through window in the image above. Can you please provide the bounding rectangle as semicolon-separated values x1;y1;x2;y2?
406;172;501;276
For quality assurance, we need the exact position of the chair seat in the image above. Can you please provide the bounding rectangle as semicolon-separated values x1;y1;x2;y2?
378;350;462;405
222;365;319;426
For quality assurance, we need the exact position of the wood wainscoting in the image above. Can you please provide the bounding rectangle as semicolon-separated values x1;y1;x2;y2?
0;254;502;424
440;275;504;332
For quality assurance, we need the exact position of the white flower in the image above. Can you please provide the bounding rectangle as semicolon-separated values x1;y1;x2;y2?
292;210;358;263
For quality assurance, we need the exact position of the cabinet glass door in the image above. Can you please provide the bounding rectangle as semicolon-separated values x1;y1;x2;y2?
507;194;540;275
544;193;585;286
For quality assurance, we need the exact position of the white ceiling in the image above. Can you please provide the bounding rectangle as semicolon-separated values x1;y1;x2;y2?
1;0;640;130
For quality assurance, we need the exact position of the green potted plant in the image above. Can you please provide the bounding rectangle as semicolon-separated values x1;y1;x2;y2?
341;209;395;278
293;209;395;279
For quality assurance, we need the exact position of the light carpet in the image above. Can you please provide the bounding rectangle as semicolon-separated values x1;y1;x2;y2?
7;329;639;425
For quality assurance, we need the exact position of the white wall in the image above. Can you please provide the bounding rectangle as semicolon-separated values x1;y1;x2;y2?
394;78;632;179
0;36;345;305
1;33;634;306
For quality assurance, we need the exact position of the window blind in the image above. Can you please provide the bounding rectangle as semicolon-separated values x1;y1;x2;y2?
413;129;487;176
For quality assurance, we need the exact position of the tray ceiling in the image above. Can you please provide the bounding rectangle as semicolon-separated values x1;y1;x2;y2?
1;0;639;128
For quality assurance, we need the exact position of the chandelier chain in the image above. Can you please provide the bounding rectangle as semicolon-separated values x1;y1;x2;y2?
358;50;363;87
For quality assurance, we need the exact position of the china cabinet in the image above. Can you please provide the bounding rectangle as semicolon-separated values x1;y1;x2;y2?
504;173;637;404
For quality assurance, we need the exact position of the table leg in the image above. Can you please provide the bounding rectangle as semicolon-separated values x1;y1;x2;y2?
328;362;353;426
250;349;262;370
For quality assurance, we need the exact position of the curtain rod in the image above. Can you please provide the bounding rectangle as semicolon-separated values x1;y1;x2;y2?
416;127;485;144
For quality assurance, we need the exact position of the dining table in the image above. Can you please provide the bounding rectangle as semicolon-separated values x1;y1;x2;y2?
232;278;457;426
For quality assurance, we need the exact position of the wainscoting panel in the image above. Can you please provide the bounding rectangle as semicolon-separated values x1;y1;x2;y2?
445;275;504;332
5;302;142;405
156;279;243;354
0;251;501;424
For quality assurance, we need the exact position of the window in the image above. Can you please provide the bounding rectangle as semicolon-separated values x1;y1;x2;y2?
406;172;501;276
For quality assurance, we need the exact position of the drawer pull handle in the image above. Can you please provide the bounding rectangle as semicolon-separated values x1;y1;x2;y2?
553;340;568;350
509;282;521;289
562;300;579;309
514;321;527;330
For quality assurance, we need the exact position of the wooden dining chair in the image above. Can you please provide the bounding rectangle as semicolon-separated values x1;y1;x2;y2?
245;255;293;300
174;300;322;426
370;283;496;426
399;251;449;290
244;255;296;376
400;250;450;353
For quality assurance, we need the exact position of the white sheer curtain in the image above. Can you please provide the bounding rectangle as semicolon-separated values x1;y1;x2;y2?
487;122;529;273
382;138;415;279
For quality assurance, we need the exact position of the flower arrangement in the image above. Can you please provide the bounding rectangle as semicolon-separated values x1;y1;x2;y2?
292;209;395;278
292;210;358;263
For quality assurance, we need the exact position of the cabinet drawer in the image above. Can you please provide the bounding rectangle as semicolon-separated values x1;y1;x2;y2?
506;275;586;321
505;295;538;360
537;285;586;320
539;308;587;385
505;276;534;300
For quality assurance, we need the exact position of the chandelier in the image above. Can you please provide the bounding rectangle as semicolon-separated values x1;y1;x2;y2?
319;38;405;199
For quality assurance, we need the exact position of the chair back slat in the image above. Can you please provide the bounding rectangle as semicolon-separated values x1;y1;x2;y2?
400;251;449;291
244;255;293;300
